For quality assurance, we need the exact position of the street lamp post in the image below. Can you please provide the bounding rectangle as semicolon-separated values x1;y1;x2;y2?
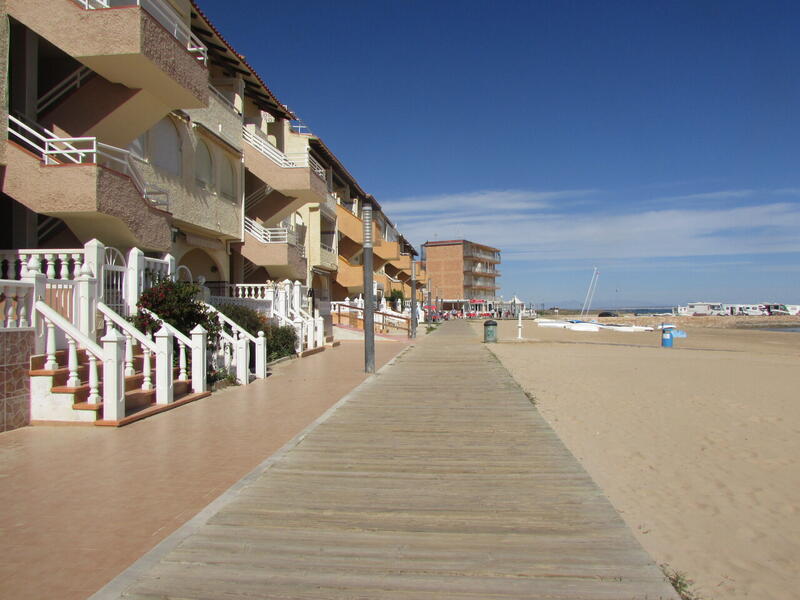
362;201;375;373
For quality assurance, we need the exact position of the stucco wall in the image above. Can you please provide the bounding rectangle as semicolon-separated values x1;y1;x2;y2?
3;142;172;251
0;329;34;433
137;115;242;241
424;243;466;299
184;91;243;152
7;0;207;109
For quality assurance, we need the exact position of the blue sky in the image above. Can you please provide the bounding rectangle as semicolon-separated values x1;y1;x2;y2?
201;0;800;306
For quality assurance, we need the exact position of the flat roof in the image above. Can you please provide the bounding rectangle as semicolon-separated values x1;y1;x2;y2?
423;239;501;252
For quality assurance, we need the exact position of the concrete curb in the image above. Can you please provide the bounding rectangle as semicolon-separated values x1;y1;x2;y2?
88;343;415;600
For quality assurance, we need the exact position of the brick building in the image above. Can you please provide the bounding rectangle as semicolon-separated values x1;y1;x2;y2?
422;240;500;309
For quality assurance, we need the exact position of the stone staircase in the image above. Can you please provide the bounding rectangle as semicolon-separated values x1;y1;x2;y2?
29;348;210;427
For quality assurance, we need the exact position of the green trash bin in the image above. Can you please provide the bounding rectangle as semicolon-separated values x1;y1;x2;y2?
483;320;498;343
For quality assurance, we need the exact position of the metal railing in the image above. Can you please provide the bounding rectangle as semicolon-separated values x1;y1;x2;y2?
244;218;306;257
38;66;93;114
68;0;208;64
8;115;168;209
209;85;241;115
242;125;327;182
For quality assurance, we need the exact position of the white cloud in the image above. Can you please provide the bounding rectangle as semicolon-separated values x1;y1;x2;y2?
382;188;596;216
387;188;800;261
654;189;756;203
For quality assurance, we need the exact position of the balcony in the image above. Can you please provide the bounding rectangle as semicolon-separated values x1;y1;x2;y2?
318;242;338;271
5;115;172;251
391;253;412;273
8;0;208;111
336;203;363;244
335;256;363;291
242;125;326;218
183;86;243;151
242;217;306;281
374;237;399;262
464;265;500;277
465;248;500;263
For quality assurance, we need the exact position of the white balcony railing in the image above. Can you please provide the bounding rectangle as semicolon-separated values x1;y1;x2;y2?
242;125;327;182
244;218;306;257
209;85;241;115
8;115;168;209
69;0;208;64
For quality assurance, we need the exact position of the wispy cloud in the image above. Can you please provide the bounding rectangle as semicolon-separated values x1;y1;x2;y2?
654;189;756;203
382;188;597;216
385;185;800;262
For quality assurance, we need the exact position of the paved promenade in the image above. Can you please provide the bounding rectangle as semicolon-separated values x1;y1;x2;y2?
95;321;678;600
0;341;406;600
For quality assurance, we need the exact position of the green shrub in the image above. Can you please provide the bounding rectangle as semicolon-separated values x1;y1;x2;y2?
214;303;296;360
216;303;268;336
265;324;298;361
387;289;404;303
132;279;220;340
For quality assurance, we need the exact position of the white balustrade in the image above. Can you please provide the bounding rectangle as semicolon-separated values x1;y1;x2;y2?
0;280;34;329
98;301;173;404
35;300;122;417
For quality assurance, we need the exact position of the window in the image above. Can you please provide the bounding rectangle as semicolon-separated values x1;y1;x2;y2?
219;158;235;199
195;140;213;190
149;118;181;176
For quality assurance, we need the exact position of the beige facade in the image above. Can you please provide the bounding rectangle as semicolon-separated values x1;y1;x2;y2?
0;0;418;340
422;240;501;301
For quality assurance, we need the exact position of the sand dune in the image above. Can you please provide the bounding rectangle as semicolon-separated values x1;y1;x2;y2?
478;320;800;600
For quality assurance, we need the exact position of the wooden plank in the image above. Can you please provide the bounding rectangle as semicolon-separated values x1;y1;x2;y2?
114;321;678;600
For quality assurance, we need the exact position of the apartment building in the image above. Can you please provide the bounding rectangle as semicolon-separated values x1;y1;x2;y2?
421;240;501;309
0;0;421;431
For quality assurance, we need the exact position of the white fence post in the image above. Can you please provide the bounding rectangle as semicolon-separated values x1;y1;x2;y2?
314;311;324;348
235;333;248;384
101;327;125;421
190;324;208;393
165;253;176;280
293;316;304;353
82;239;105;289
154;325;174;404
22;256;48;354
126;247;145;314
75;263;97;341
255;330;267;379
292;280;302;314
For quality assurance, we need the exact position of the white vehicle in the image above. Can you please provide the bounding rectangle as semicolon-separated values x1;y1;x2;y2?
676;302;725;316
722;304;767;316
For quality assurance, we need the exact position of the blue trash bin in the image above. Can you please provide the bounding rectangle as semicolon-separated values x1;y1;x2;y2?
661;328;673;348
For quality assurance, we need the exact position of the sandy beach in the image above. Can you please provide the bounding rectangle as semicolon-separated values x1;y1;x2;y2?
474;319;800;600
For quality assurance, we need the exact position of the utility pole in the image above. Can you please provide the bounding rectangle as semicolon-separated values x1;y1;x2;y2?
410;258;417;338
362;201;375;373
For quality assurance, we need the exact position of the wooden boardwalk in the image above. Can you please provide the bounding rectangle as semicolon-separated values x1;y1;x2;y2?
99;321;678;599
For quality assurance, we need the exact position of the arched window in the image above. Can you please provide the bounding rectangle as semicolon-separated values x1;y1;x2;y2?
195;140;213;190
219;157;235;199
149;118;181;176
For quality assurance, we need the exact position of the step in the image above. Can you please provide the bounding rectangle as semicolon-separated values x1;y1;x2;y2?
94;391;212;427
30;349;89;371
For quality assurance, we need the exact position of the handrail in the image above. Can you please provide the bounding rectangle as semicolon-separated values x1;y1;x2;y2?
209;85;241;115
35;300;103;357
140;307;191;346
97;301;156;351
38;66;93;114
204;302;257;343
8;116;167;208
